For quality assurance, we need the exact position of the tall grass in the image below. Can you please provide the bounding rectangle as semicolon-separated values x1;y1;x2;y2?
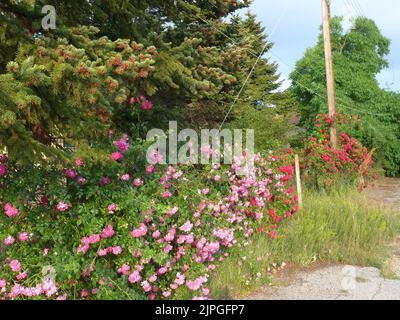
209;190;400;299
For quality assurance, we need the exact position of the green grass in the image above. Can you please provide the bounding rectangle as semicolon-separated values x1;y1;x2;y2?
209;189;400;299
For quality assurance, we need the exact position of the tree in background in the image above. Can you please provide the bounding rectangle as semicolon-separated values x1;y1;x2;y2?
224;13;298;150
290;17;400;176
0;0;297;163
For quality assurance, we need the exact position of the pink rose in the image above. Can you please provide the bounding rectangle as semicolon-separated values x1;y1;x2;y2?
146;165;154;174
130;224;147;238
121;174;130;181
101;225;115;239
4;235;15;246
16;272;28;280
10;260;21;273
108;203;117;214
56;202;69;212
133;178;143;187
111;152;124;161
75;157;84;167
111;246;122;255
65;168;77;179
18;232;30;242
4;203;19;217
128;271;142;284
0;163;6;177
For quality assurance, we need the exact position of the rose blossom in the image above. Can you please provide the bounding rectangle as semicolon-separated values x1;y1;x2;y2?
179;221;193;233
16;272;28;280
146;165;154;174
121;174;130;181
4;235;15;246
0;163;5;177
65;168;77;179
117;264;130;275
111;246;122;255
56;202;69;212
101;225;115;239
0;280;6;288
128;271;142;284
75;157;84;167
111;152;124;161
108;203;117;214
133;178;143;187
10;260;21;273
130;224;147;238
18;232;30;242
4;203;19;217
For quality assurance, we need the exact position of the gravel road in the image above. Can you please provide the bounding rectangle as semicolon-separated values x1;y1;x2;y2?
244;178;400;300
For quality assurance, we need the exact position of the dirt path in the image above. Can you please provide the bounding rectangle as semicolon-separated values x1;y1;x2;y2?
244;178;400;300
367;178;400;211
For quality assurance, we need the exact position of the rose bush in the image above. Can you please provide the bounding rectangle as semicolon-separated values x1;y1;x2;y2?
301;114;378;190
0;140;297;300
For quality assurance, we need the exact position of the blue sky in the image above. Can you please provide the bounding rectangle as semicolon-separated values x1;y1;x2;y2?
242;0;400;92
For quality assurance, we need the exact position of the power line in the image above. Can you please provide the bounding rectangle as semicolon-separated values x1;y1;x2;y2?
218;0;290;129
177;0;392;119
219;41;271;129
348;0;364;17
344;0;359;17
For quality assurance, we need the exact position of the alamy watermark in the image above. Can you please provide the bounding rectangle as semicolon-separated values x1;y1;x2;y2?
41;5;56;30
146;122;255;176
341;265;357;291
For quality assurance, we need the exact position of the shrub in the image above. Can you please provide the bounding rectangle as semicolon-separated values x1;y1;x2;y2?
0;142;297;300
301;114;378;190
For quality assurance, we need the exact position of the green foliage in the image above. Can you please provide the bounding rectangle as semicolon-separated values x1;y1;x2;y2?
0;26;158;163
1;0;296;162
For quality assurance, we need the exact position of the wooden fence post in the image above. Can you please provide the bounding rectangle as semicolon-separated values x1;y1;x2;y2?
295;154;303;211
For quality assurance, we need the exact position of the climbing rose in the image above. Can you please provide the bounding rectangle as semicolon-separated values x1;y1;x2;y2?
149;149;163;164
75;157;84;167
4;235;15;246
111;152;124;161
18;232;30;242
113;136;130;153
111;246;122;255
65;168;77;179
179;221;193;233
4;203;19;217
101;225;115;239
121;174;130;181
142;100;153;110
146;165;154;174
128;271;142;284
56;202;69;212
76;176;87;185
130;224;147;238
117;264;130;275
108;203;117;214
133;178;144;187
0;280;6;288
141;280;152;292
16;272;28;280
10;260;21;273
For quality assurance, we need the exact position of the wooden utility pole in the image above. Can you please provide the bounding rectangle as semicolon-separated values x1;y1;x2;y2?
295;154;303;212
322;0;338;149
